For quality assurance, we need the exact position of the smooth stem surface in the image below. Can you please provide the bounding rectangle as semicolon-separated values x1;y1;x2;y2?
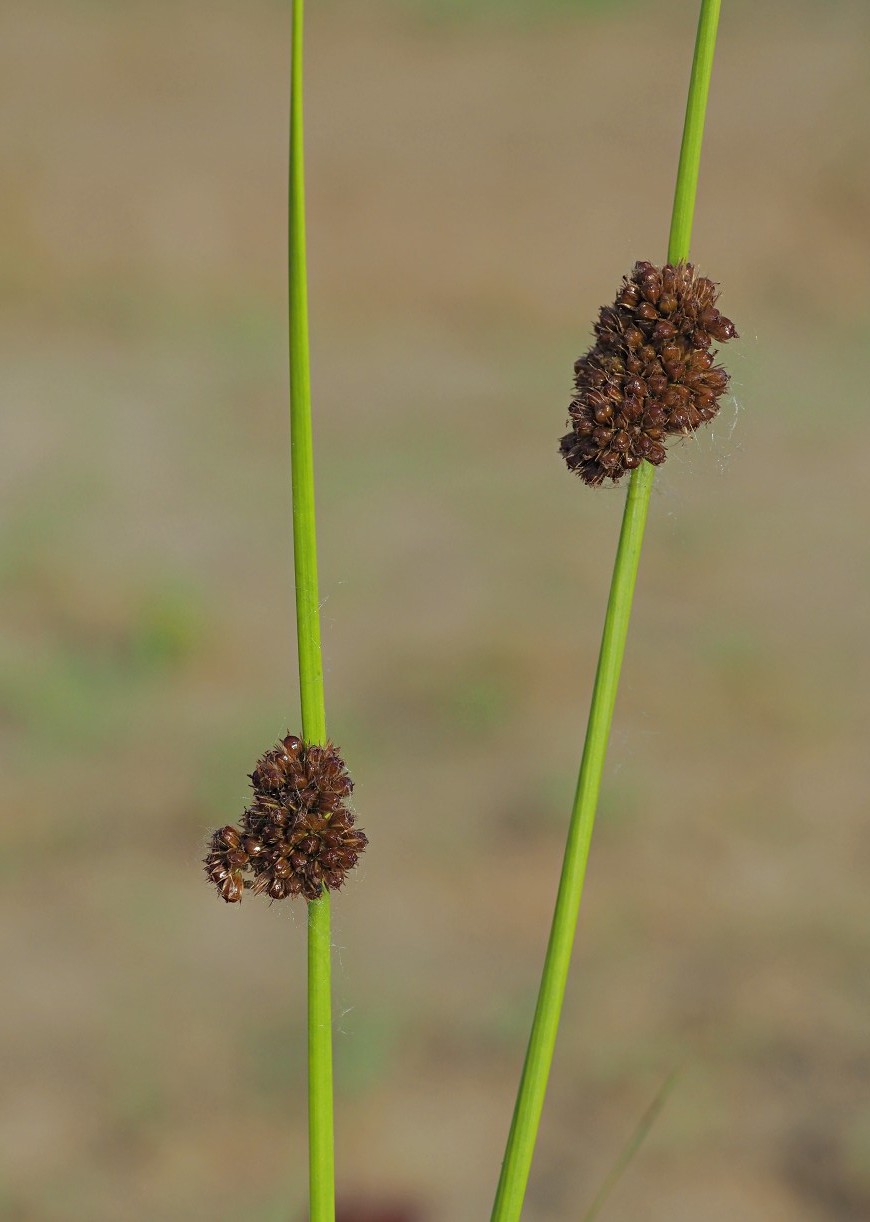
490;462;653;1222
490;3;721;1219
668;0;723;264
289;1;334;1220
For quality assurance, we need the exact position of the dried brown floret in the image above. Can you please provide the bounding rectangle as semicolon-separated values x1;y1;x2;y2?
560;261;737;486
203;826;247;903
203;734;366;904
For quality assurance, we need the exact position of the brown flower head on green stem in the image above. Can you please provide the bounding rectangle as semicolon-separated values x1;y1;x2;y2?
560;261;737;486
203;734;367;903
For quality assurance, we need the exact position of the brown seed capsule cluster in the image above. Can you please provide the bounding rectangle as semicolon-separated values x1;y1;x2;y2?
203;734;367;904
204;825;247;903
559;261;737;486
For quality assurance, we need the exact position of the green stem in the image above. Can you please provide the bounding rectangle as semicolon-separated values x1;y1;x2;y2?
490;4;722;1219
668;0;723;266
289;2;334;1220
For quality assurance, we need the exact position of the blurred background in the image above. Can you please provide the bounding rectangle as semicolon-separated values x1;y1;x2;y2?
2;1;869;1219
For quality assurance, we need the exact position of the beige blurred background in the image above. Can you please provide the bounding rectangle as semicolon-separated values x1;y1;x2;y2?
2;1;870;1219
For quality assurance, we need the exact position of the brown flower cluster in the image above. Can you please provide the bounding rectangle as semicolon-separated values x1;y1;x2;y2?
204;734;367;903
559;261;737;486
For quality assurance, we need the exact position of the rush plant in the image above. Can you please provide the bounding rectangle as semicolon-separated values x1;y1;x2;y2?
273;0;345;1215
491;2;730;1218
204;3;358;1220
283;0;336;1216
202;4;734;1221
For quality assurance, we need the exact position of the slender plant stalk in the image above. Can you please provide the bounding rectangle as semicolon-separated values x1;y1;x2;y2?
288;1;334;1219
490;3;722;1219
581;1067;681;1222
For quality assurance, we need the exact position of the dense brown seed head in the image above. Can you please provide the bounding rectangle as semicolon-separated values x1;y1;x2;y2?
559;260;737;486
203;733;366;904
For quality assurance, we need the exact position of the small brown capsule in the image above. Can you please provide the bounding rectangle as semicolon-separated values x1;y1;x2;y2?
708;318;735;341
634;435;652;457
273;857;291;878
221;870;245;903
597;306;620;329
617;284;641;308
253;759;283;790
226;848;248;867
219;826;241;849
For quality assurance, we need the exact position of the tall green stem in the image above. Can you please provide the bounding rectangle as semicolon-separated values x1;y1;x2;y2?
289;1;334;1220
490;4;722;1219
